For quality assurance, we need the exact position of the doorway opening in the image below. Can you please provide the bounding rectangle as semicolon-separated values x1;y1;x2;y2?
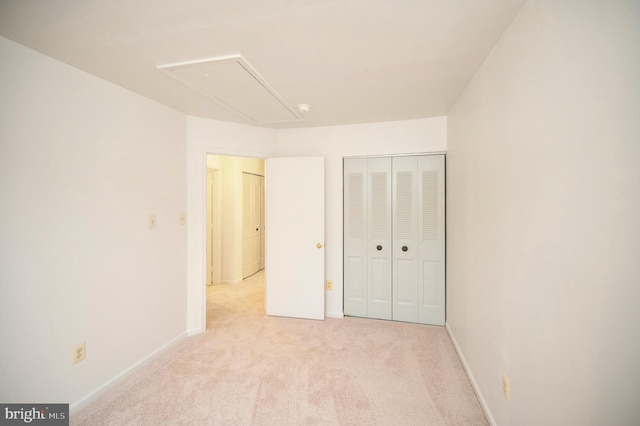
205;154;265;325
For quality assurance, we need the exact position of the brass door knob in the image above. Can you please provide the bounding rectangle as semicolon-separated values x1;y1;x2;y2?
316;243;323;249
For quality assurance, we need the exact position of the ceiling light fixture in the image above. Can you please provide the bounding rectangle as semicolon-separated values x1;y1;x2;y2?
297;104;311;113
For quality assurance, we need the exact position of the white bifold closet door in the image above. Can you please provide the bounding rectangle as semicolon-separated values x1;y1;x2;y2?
344;155;445;326
416;155;445;325
344;158;392;320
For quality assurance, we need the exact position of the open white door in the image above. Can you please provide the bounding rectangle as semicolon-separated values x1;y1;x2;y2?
265;157;325;320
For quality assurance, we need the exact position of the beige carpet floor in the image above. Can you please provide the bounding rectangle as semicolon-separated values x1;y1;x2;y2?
71;271;487;425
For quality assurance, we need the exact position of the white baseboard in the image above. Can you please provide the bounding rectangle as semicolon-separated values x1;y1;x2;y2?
326;311;344;319
70;331;187;413
187;326;205;336
445;323;496;426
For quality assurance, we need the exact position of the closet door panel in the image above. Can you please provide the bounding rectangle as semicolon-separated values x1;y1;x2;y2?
417;155;445;325
346;256;366;309
370;257;390;316
343;159;368;317
367;158;392;320
421;261;438;305
392;156;418;323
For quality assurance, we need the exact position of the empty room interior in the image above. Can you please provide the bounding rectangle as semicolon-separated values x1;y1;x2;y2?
1;1;638;425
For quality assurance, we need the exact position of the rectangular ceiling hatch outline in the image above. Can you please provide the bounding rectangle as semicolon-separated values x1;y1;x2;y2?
158;55;302;125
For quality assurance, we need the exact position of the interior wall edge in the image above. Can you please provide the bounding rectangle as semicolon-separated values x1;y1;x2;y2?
445;323;496;426
69;331;187;413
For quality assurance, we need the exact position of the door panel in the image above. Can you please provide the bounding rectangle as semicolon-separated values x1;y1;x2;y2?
417;155;445;325
242;173;262;278
422;261;438;305
370;258;388;301
265;157;324;320
346;256;366;316
392;156;418;323
366;158;392;320
394;258;418;322
343;159;368;317
395;259;414;303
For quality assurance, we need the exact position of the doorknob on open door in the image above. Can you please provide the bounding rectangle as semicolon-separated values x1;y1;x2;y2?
316;243;323;249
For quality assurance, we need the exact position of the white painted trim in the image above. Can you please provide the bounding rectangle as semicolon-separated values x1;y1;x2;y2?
445;323;496;426
70;331;187;413
187;327;205;337
158;55;302;125
343;151;447;159
326;311;344;319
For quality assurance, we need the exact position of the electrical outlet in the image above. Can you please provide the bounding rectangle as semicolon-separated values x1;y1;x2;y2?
179;213;186;226
326;280;333;290
72;342;86;365
148;214;157;229
502;372;510;401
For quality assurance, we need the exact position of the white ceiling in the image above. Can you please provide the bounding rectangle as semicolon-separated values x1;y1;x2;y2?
0;0;525;128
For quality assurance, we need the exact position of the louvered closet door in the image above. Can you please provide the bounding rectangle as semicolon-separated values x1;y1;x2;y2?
344;155;445;325
417;155;445;325
366;158;392;320
392;156;419;322
344;159;368;317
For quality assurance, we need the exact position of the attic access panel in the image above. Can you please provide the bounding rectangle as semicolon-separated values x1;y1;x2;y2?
158;55;301;125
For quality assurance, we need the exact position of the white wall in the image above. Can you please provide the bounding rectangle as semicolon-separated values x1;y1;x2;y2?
186;117;277;334
0;37;187;406
446;1;640;424
277;118;447;317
